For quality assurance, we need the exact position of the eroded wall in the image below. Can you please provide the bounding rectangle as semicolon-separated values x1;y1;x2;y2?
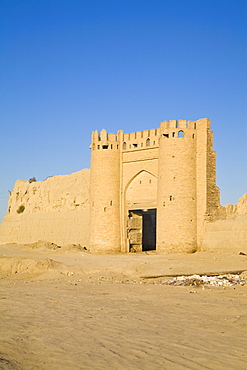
202;194;247;253
0;169;90;246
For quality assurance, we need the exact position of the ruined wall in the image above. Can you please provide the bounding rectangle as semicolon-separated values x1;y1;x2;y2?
225;193;247;215
202;194;247;254
0;169;90;246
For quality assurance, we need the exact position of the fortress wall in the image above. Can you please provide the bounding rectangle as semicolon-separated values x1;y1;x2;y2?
202;216;247;254
202;194;247;254
0;209;90;246
122;128;160;149
0;169;90;246
1;121;244;254
216;193;247;219
7;169;90;214
231;193;247;215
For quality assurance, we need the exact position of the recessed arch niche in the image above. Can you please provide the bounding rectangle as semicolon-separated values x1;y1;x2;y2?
125;170;157;210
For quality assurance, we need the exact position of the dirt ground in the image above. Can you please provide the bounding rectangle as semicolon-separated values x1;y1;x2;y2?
1;242;247;369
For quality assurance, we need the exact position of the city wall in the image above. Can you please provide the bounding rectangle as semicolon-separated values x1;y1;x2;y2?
0;169;90;246
202;193;247;254
0;118;246;254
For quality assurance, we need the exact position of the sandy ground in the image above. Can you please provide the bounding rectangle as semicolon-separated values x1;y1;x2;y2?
1;242;247;370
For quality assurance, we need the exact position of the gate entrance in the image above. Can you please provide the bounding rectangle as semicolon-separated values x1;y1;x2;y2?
127;209;156;252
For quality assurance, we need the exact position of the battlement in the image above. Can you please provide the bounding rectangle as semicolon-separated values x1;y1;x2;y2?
91;118;211;151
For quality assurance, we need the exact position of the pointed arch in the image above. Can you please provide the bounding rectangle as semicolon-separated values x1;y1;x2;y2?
178;130;184;138
125;170;157;210
125;170;157;191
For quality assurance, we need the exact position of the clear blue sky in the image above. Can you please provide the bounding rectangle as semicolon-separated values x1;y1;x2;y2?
0;0;246;221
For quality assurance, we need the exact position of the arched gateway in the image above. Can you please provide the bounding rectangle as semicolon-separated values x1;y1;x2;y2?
125;171;157;252
89;119;220;253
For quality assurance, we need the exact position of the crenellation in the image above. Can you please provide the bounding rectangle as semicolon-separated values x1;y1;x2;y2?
130;132;136;140
170;120;177;128
100;129;107;141
108;133;116;141
178;119;187;129
160;121;169;130
188;121;196;129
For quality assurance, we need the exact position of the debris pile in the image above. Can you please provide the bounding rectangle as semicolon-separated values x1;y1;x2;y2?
153;273;246;287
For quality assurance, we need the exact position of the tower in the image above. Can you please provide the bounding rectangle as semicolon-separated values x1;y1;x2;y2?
90;129;121;253
157;120;197;253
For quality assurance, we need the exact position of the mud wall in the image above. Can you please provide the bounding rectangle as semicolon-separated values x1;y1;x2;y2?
202;194;247;254
0;169;90;246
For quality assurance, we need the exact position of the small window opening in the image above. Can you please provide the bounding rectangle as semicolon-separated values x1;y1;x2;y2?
104;207;107;212
129;144;131;148
192;134;195;139
172;132;175;137
170;196;172;201
194;122;197;129
139;181;142;184
117;145;119;149
98;145;100;149
123;142;126;150
153;141;155;145
111;144;113;149
133;143;138;148
141;143;143;147
149;180;152;183
163;202;166;207
163;134;169;138
102;145;109;149
178;130;184;138
110;201;113;206
146;138;151;146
